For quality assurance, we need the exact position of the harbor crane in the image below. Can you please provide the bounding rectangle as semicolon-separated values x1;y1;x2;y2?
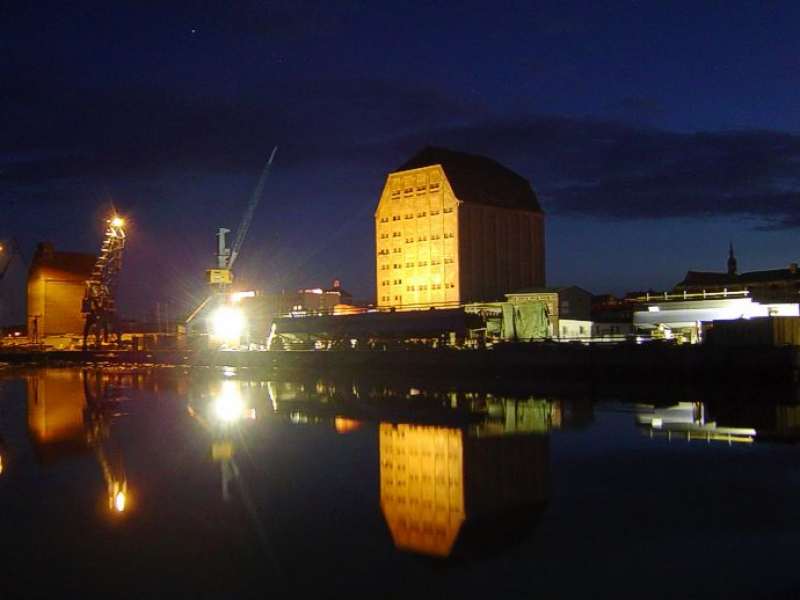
82;216;126;350
0;239;24;282
186;147;278;337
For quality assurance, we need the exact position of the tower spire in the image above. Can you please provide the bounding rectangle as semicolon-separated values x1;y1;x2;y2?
727;242;738;276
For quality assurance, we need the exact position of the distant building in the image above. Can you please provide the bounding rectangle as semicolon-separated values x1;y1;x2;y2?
27;243;94;338
375;146;545;309
293;279;353;314
675;245;800;303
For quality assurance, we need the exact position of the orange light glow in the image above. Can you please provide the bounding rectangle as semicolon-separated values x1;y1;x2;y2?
334;417;362;434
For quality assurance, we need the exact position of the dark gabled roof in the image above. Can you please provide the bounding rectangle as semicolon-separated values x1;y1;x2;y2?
677;267;800;288
678;271;736;287
396;146;542;213
30;243;95;277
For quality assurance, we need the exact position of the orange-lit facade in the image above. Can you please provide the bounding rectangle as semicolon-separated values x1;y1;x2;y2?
375;147;545;308
380;422;549;557
27;243;95;337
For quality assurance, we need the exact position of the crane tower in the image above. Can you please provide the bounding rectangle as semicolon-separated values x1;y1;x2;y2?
82;216;126;350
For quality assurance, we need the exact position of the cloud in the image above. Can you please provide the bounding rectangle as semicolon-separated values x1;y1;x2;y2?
3;68;800;229
364;118;800;229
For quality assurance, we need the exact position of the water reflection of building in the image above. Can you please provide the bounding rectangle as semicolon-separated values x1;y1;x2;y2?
380;423;549;558
26;368;131;513
635;402;758;444
27;369;88;459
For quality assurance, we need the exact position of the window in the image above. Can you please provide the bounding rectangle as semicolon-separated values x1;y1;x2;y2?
392;248;402;254
405;237;414;244
418;260;428;266
405;261;414;267
415;186;426;195
378;249;389;256
443;207;453;214
391;190;401;198
404;213;413;220
393;263;402;269
431;258;441;265
432;284;441;290
430;209;440;216
446;283;455;288
381;280;389;286
394;295;402;302
380;217;389;223
443;232;454;239
407;285;415;291
417;235;427;242
393;231;401;237
444;257;454;264
430;182;440;191
393;279;402;285
430;233;440;240
416;211;427;218
380;233;389;239
392;215;401;221
403;187;413;195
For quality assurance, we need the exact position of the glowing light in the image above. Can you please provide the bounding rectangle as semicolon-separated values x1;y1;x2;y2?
209;306;245;344
0;454;4;475
213;380;244;423
648;306;660;312
111;217;125;228
230;290;256;303
114;490;127;512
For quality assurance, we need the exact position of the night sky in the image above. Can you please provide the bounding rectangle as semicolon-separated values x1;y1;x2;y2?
3;1;800;324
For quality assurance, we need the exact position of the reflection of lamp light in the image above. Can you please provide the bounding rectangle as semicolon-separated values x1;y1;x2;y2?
0;454;4;475
213;380;244;423
209;306;245;344
114;490;127;512
108;480;128;513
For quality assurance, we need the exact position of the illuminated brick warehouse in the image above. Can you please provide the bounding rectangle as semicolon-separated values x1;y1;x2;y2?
375;147;545;308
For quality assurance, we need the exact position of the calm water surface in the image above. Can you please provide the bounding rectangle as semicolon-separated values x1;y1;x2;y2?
1;367;798;599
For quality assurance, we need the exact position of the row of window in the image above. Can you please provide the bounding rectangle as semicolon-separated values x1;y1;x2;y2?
406;283;455;291
377;206;454;223
379;295;403;302
379;258;454;268
380;232;456;242
380;279;405;286
389;182;441;198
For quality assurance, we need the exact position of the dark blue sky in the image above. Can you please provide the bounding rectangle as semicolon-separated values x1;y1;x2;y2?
2;1;800;323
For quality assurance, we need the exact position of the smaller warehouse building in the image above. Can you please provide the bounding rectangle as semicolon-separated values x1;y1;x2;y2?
27;243;95;339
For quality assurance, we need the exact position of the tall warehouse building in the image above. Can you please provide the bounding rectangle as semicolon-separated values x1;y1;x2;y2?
375;146;545;308
27;243;95;339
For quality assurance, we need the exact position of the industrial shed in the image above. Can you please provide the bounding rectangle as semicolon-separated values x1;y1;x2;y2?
27;243;95;338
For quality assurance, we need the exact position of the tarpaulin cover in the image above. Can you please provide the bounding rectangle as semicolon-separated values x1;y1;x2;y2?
501;301;548;340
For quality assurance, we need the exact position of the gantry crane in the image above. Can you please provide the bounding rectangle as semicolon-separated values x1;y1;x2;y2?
186;147;277;332
82;216;126;350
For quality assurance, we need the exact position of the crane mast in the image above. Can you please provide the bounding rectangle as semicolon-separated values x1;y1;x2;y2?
206;146;277;290
82;216;126;350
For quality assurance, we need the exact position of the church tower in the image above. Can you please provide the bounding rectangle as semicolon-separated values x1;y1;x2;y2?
727;242;738;276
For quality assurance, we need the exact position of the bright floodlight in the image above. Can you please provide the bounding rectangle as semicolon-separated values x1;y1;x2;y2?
209;306;245;344
111;216;125;228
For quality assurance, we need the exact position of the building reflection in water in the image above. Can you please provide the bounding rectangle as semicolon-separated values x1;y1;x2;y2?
26;368;132;514
635;398;800;444
378;397;570;559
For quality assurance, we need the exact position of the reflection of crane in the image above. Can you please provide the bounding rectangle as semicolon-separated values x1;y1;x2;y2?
82;216;126;350
83;369;129;513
